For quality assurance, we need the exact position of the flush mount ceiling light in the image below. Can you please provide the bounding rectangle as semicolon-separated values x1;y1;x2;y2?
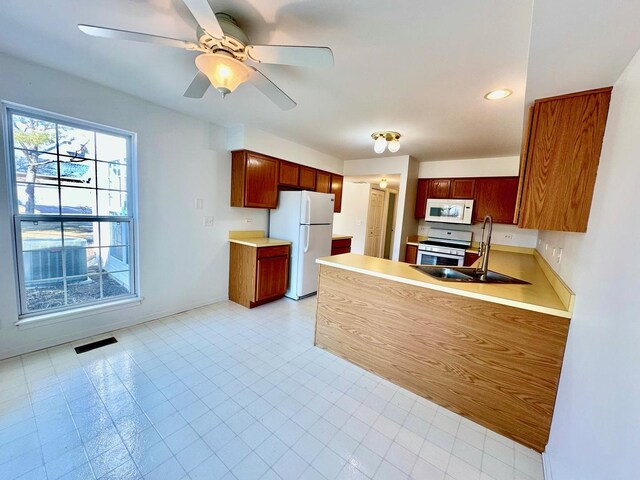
371;131;401;154
484;89;513;100
379;179;388;189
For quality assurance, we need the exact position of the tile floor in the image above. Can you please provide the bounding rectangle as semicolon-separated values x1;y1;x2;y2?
0;297;545;480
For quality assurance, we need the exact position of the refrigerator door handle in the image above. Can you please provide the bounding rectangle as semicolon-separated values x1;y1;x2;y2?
303;225;310;253
305;196;311;225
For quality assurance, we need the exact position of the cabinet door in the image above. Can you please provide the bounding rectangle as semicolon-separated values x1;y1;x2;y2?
244;153;279;208
428;179;452;198
405;244;418;264
316;171;331;193
415;179;429;219
464;252;480;266
451;179;476;199
330;174;344;213
279;161;299;187
474;177;519;224
299;166;317;190
255;256;288;302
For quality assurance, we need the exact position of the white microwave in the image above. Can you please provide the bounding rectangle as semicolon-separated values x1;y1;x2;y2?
425;198;474;224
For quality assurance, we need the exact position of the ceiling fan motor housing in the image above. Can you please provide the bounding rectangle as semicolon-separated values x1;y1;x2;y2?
197;13;249;60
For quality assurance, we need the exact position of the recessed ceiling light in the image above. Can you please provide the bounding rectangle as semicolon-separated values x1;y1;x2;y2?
484;89;513;100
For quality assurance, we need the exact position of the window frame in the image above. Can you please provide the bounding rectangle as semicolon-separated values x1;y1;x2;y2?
2;102;140;321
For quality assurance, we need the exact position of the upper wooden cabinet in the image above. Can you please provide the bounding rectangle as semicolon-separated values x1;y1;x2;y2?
415;179;429;219
231;150;342;211
516;87;613;232
474;177;519;224
279;161;300;187
428;179;451;198
231;150;279;208
330;174;344;213
299;166;317;190
451;179;476;199
316;171;331;193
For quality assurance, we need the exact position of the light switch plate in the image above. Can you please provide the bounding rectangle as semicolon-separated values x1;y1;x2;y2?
203;216;214;227
195;198;203;210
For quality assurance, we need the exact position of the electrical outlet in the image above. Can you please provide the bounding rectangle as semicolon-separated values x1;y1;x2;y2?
244;218;253;224
545;243;549;252
418;225;429;236
203;216;214;227
503;233;513;240
552;247;557;257
538;239;542;246
556;248;563;264
195;198;203;210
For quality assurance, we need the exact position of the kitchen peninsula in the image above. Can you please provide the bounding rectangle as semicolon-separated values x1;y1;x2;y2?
314;250;573;452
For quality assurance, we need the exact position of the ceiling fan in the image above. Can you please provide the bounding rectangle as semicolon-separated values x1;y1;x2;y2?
78;0;334;110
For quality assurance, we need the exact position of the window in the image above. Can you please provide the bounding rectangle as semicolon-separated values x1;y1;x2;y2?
4;105;138;318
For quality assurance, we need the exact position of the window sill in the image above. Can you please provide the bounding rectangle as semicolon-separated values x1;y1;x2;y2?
15;297;143;330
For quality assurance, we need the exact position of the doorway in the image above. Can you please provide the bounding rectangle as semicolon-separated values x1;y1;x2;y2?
383;190;398;259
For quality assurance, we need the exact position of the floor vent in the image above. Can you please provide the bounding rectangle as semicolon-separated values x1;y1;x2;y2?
74;337;117;354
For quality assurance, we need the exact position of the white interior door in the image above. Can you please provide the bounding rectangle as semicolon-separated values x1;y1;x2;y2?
364;188;385;258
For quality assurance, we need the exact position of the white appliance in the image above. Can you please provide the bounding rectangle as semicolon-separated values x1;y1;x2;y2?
417;229;472;266
425;198;474;224
269;191;334;300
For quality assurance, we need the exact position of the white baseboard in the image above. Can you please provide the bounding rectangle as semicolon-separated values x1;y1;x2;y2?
542;451;553;480
0;295;229;360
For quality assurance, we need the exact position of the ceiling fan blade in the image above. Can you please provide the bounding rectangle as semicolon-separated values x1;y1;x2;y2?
246;45;334;68
78;24;200;50
182;0;224;38
184;71;210;98
248;68;296;111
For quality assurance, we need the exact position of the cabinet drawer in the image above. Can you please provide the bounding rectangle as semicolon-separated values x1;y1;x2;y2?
257;245;290;259
331;238;351;249
331;247;351;256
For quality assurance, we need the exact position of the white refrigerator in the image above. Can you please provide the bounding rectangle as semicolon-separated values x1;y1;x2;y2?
269;191;334;300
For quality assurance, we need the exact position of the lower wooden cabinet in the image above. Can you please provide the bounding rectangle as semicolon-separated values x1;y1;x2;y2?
405;244;418;263
331;238;351;255
229;243;290;308
464;252;480;266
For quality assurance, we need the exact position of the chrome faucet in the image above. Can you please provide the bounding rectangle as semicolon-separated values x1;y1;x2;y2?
477;215;493;280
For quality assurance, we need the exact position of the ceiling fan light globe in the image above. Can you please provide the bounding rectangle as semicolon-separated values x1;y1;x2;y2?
388;139;401;153
195;53;251;94
374;136;387;154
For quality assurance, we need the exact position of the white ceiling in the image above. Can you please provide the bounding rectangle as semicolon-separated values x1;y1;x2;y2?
0;1;639;163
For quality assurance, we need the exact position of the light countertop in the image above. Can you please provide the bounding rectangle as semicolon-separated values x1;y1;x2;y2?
406;235;427;246
332;235;353;240
317;251;572;318
229;237;291;248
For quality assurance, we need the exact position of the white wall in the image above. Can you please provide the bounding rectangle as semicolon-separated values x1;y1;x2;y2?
228;125;343;174
418;156;520;178
332;182;370;254
539;48;640;479
0;53;269;359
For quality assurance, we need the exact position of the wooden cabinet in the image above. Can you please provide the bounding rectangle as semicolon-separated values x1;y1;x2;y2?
415;179;429;219
229;243;290;308
405;244;418;263
231;151;279;208
231;150;342;211
516;87;613;232
299;166;317;190
330;174;344;213
331;238;352;255
428;179;451;198
451;179;476;199
316;171;331;193
279;161;299;187
473;177;519;224
464;252;480;266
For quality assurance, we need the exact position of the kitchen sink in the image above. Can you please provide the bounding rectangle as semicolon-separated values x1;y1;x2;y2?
411;265;530;284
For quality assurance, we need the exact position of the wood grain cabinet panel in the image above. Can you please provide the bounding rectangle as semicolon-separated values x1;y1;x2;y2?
404;244;418;263
299;166;317;190
474;177;519;224
331;238;352;256
464;252;480;266
278;161;299;187
316;171;331;193
330;174;344;213
451;178;476;198
428;179;451;198
231;151;280;209
229;243;290;308
415;179;429;219
517;87;613;232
